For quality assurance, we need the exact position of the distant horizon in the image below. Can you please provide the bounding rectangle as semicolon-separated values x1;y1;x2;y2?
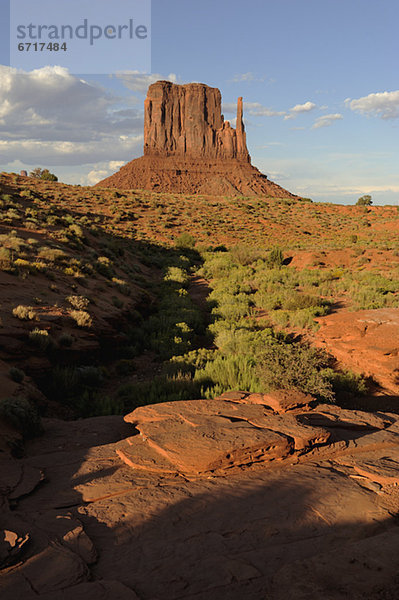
0;0;398;205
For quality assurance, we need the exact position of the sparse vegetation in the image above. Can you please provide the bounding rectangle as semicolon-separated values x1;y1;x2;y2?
70;310;93;328
0;396;43;438
13;305;37;320
356;195;372;206
30;168;58;182
0;172;395;420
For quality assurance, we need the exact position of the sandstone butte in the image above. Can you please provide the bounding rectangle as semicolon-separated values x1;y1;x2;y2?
95;80;297;197
3;389;399;599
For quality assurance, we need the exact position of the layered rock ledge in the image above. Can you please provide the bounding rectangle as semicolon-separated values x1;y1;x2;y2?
2;391;399;599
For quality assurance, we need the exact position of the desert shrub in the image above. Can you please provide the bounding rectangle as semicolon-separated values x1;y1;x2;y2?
68;224;84;238
14;258;32;273
19;189;34;199
0;233;27;252
30;261;47;273
267;246;284;268
115;359;136;376
213;325;280;357
194;354;261;398
257;342;335;402
164;266;189;285
70;310;92;328
230;244;264;266
116;371;202;409
326;369;368;396
9;367;25;383
282;294;325;311
30;167;58;181
175;232;196;249
356;195;372;206
46;215;61;226
287;306;329;329
44;365;105;416
112;296;124;308
81;394;124;417
38;247;66;262
168;348;218;375
0;396;43;438
77;365;104;387
0;248;12;271
211;292;252;321
66;295;89;310
96;256;114;278
29;328;54;350
6;208;21;220
12;305;37;320
58;333;73;347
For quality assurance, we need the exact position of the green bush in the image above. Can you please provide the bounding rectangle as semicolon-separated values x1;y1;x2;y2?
58;333;73;347
0;248;12;271
257;341;335;402
175;232;196;249
9;367;25;383
268;246;284;268
326;369;368;396
115;359;136;376
30;168;58;182
356;195;372;206
29;328;54;351
70;310;92;328
116;371;202;409
230;245;263;266
164;266;189;285
0;397;43;438
66;295;89;310
194;354;261;398
13;305;37;320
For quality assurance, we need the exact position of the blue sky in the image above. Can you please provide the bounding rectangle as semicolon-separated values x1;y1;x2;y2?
1;0;398;204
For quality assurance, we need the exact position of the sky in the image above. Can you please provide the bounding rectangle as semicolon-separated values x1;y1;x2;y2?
0;0;398;204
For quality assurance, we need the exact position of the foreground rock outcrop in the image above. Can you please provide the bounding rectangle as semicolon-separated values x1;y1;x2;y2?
2;390;399;598
96;81;296;197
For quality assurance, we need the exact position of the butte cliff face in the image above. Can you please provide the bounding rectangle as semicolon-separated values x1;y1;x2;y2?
96;80;297;198
143;81;250;162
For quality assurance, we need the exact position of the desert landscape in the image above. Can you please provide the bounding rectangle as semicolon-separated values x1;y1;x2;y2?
0;73;398;599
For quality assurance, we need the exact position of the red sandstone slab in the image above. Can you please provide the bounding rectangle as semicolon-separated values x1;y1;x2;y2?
116;435;178;475
137;416;293;474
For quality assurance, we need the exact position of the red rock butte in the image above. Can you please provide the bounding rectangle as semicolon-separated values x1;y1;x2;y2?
96;80;297;197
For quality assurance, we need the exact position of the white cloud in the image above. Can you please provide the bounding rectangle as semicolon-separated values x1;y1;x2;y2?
284;101;317;120
85;160;128;185
245;102;286;117
345;90;399;119
312;113;343;129
0;136;143;167
86;169;110;185
225;99;316;121
109;160;126;170
0;65;144;167
290;101;316;114
115;71;179;94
